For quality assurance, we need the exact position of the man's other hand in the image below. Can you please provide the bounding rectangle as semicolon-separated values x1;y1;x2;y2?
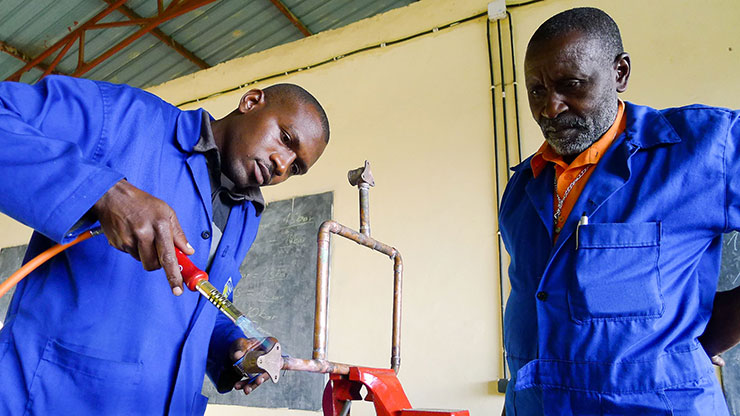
699;285;740;366
90;179;194;295
226;337;278;395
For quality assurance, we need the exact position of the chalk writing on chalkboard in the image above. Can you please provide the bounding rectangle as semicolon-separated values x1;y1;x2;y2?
720;232;740;290
720;231;740;415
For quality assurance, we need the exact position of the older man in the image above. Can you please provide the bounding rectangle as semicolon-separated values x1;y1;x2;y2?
499;7;739;415
0;75;328;415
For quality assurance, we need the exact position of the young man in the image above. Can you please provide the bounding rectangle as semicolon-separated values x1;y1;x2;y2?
499;7;740;414
0;75;328;415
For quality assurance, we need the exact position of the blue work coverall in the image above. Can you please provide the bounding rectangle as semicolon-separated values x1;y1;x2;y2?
500;102;740;415
0;76;260;415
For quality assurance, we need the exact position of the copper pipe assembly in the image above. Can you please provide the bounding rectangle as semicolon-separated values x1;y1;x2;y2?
314;161;404;373
247;161;404;380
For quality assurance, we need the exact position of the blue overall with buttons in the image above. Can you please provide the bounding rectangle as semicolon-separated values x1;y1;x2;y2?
0;76;260;415
500;102;740;414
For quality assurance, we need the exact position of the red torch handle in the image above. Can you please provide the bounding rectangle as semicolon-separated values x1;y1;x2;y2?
175;248;208;291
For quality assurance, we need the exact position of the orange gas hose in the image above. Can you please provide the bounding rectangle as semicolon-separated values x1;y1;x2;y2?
0;229;101;298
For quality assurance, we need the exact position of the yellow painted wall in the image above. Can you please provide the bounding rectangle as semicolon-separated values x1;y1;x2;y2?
1;0;738;415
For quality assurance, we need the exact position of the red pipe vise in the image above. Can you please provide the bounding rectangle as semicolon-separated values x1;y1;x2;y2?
323;367;470;416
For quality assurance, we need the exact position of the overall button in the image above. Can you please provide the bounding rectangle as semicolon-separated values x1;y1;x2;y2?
201;231;211;239
536;291;548;301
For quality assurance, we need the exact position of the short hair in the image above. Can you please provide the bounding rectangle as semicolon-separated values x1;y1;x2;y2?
264;83;330;144
529;7;624;63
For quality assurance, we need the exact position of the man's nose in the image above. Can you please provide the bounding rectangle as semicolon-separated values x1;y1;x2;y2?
541;92;567;119
270;150;296;177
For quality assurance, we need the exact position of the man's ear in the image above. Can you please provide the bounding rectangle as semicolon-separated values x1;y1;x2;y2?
238;89;265;113
614;52;631;93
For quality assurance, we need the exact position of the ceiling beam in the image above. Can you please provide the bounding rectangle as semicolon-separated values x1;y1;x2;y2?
267;0;312;37
102;0;210;70
72;0;219;77
5;0;129;81
0;40;66;76
6;0;217;82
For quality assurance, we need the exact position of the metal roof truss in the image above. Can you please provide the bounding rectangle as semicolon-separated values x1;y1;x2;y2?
5;0;219;81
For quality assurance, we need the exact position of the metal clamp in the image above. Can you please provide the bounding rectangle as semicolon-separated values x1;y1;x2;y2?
233;342;283;384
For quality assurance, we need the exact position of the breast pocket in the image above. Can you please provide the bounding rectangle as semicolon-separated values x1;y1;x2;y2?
569;222;664;322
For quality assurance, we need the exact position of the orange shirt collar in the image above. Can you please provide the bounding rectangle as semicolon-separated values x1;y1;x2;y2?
531;100;626;177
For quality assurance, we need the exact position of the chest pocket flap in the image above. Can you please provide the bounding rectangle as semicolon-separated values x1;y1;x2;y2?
570;222;663;322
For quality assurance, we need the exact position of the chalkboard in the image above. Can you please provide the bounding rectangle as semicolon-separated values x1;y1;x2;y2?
0;191;333;411
719;232;740;292
0;245;27;329
720;231;740;415
202;191;333;410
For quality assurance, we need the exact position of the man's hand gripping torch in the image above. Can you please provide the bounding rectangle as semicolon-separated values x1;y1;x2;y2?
174;248;283;384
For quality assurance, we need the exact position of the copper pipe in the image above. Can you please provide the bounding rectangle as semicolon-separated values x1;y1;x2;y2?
358;184;371;236
313;219;403;373
314;220;333;361
347;161;375;237
391;253;403;372
282;356;351;375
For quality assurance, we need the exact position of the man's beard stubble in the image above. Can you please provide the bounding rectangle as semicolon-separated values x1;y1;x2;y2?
539;96;619;157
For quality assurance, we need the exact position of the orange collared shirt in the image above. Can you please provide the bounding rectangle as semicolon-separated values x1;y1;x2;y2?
530;100;626;241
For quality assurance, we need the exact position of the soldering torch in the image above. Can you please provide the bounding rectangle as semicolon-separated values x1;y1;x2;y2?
174;247;284;384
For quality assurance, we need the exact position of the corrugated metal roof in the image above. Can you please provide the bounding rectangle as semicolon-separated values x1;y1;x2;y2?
0;0;417;88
